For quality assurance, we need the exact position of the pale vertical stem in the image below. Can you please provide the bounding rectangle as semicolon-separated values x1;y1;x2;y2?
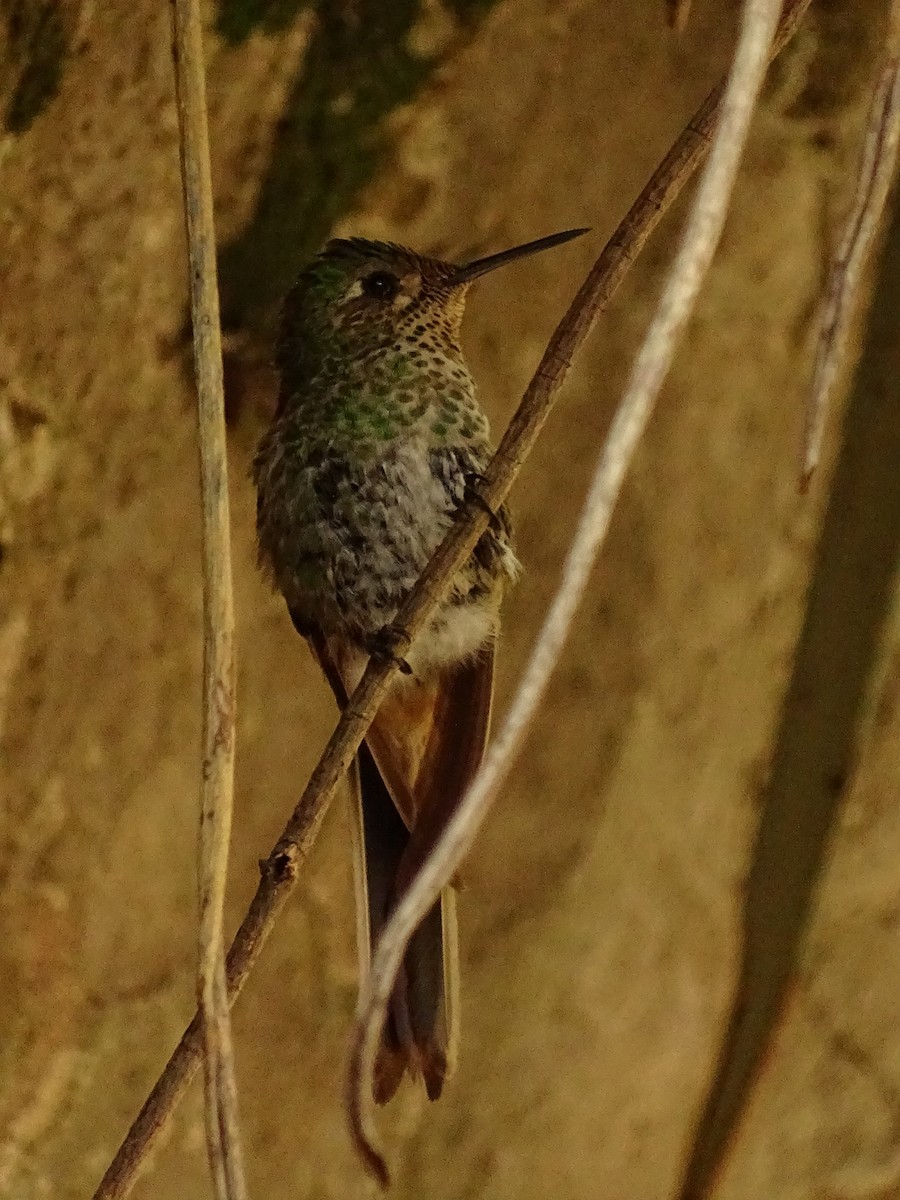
346;0;784;1182
801;8;900;486
668;0;694;32
169;1;247;1198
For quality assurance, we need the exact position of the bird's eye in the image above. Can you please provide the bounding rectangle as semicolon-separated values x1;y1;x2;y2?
362;270;401;301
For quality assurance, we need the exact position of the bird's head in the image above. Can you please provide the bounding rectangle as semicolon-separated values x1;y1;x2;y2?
276;228;588;382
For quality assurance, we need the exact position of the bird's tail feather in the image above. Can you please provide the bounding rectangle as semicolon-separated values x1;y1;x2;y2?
350;741;459;1104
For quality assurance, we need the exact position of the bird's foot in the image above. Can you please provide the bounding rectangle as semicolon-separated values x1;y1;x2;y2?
462;472;501;531
363;624;414;676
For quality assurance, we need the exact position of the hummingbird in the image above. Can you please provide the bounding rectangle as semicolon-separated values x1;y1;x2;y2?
254;227;587;1104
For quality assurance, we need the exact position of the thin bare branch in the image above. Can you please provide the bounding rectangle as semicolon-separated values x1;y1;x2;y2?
801;18;900;486
170;0;247;1198
346;0;787;1183
90;3;811;1195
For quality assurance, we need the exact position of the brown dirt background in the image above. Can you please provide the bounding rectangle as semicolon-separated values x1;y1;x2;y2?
3;1;900;1197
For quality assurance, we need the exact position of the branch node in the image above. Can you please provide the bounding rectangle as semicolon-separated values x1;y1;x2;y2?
265;849;297;885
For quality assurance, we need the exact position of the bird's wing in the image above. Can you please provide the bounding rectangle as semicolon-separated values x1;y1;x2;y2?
393;645;494;886
305;623;495;871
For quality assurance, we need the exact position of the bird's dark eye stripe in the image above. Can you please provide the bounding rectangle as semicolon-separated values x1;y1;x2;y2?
362;270;401;301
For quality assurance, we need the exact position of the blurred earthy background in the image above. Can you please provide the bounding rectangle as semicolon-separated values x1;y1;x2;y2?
2;1;900;1197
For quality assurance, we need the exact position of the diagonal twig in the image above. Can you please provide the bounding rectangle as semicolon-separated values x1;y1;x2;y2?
801;1;900;487
170;1;247;1198
90;2;811;1195
346;0;790;1183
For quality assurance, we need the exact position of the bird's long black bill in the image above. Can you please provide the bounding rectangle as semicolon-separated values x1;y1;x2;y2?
450;226;589;286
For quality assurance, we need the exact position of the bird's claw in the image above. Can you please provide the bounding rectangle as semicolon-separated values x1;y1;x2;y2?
365;624;414;675
461;472;501;530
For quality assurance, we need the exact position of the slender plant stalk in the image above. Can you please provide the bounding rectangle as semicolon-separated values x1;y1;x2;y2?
346;0;790;1183
170;0;247;1198
801;3;900;486
91;2;811;1195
